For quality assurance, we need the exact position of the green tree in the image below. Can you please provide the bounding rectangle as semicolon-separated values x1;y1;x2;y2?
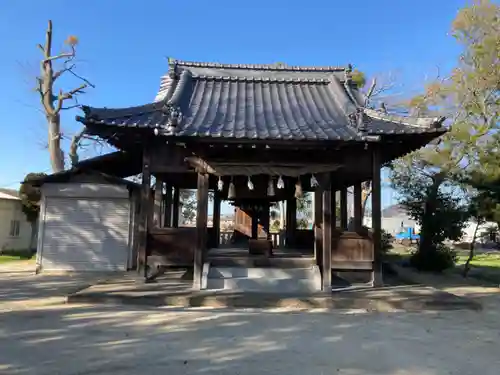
19;172;47;251
296;193;312;229
390;0;499;270
462;195;488;277
466;133;500;226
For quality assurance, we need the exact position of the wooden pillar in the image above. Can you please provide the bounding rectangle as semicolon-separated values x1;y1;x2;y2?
153;178;162;228
314;189;323;267
331;189;337;231
194;173;209;290
261;203;270;240
371;148;383;287
213;191;221;247
322;176;332;292
251;213;258;239
340;187;348;230
172;187;180;228
163;184;173;228
137;149;151;277
353;184;363;230
286;198;297;247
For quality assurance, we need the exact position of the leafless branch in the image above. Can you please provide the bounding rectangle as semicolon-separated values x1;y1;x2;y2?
365;78;377;101
53;63;75;81
55;83;87;113
61;104;81;110
43;52;74;63
66;68;95;88
68;127;87;167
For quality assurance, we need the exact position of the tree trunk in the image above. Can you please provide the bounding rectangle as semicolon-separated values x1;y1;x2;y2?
418;181;440;255
48;115;64;172
361;193;370;218
463;221;480;278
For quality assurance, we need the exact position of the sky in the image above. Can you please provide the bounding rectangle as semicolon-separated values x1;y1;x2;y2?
0;0;466;211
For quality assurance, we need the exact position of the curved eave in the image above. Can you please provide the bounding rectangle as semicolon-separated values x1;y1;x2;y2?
364;107;446;129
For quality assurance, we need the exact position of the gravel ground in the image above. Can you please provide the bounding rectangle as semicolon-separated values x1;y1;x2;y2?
1;272;500;375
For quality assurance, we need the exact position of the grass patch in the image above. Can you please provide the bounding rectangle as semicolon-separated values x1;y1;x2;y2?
0;254;35;264
455;252;500;284
0;250;35;264
386;244;500;283
456;253;500;267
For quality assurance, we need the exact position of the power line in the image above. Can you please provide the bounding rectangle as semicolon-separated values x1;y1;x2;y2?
0;168;52;189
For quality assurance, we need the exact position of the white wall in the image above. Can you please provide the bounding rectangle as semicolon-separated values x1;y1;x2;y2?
363;215;419;235
0;199;32;251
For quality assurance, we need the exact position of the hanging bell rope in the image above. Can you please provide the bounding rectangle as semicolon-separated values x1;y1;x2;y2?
217;176;224;191
277;176;285;189
247;176;254;190
295;178;303;198
267;177;275;197
310;174;319;188
228;177;236;199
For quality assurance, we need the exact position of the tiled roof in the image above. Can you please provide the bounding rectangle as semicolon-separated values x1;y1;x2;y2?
80;60;446;142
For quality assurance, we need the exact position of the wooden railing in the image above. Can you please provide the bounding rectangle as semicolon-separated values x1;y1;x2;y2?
331;230;374;270
219;231;282;248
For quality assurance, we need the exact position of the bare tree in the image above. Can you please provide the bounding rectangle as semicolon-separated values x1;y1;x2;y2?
36;20;95;172
359;74;399;216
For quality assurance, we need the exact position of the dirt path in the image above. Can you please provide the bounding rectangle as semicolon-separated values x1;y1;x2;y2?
1;272;500;375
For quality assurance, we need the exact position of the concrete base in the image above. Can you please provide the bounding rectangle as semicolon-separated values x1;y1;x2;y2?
67;275;481;312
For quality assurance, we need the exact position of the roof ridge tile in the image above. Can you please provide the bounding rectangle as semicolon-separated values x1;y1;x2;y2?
193;75;331;84
173;60;347;72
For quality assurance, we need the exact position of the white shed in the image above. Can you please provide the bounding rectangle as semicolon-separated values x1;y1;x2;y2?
36;172;140;273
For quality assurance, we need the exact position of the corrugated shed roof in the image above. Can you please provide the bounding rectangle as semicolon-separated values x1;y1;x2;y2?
80;60;446;142
0;188;20;200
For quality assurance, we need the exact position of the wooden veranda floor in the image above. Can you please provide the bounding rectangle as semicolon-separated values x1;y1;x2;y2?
207;247;315;268
208;247;314;258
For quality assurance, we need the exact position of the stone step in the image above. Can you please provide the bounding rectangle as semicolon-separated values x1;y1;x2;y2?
209;256;315;268
205;276;321;293
208;266;317;279
204;265;322;293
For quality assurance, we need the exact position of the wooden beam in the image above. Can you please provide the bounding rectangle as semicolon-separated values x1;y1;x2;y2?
286;198;297;247
371;147;383;287
153;179;163;228
138;148;151;277
251;214;258;239
340;187;348;230
213;190;221;247
261;203;271;240
353;184;363;230
314;189;323;267
322;176;332;292
172;187;180;228
163;184;173;227
185;156;217;174
149;143;192;173
191;143;372;166
331;189;337;233
194;173;209;290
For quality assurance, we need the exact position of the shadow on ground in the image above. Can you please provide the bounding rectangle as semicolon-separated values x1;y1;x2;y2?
0;273;112;303
1;271;500;374
0;302;499;375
